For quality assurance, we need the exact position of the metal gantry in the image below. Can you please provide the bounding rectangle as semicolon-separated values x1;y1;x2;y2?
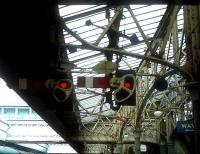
58;4;195;153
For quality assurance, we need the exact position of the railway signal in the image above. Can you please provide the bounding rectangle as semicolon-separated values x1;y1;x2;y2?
53;79;73;102
114;74;136;106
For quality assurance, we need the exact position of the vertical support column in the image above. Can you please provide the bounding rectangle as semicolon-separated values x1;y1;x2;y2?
160;120;167;154
134;129;141;154
167;142;174;154
190;88;200;154
166;113;174;154
117;142;123;154
190;6;200;75
122;143;127;154
193;100;200;154
190;5;200;153
110;144;114;154
183;5;200;154
160;142;167;154
183;6;193;73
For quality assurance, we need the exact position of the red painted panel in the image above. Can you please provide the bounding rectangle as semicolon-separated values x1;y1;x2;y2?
77;76;85;87
77;76;111;88
27;80;47;90
93;77;111;88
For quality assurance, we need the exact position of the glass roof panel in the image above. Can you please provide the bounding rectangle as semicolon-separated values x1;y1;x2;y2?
58;5;186;123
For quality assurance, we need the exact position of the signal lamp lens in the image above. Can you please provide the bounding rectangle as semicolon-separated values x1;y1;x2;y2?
54;88;66;101
124;82;131;89
59;81;68;89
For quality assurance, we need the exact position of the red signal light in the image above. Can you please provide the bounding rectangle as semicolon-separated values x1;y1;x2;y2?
59;81;68;89
124;82;131;89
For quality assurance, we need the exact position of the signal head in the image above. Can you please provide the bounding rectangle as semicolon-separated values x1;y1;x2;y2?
114;74;136;105
53;79;73;102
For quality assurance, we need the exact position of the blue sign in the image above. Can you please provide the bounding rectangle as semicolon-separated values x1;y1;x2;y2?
176;120;194;133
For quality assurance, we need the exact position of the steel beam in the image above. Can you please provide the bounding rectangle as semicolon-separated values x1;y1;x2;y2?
159;5;181;57
172;18;179;65
58;0;197;5
63;6;107;22
127;6;151;51
137;5;181;73
94;7;123;45
70;135;157;144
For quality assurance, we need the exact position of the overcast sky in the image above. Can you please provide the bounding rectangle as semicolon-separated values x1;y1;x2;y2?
0;78;27;106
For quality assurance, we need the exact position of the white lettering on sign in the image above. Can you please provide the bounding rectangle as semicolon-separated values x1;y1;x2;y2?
181;123;194;129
